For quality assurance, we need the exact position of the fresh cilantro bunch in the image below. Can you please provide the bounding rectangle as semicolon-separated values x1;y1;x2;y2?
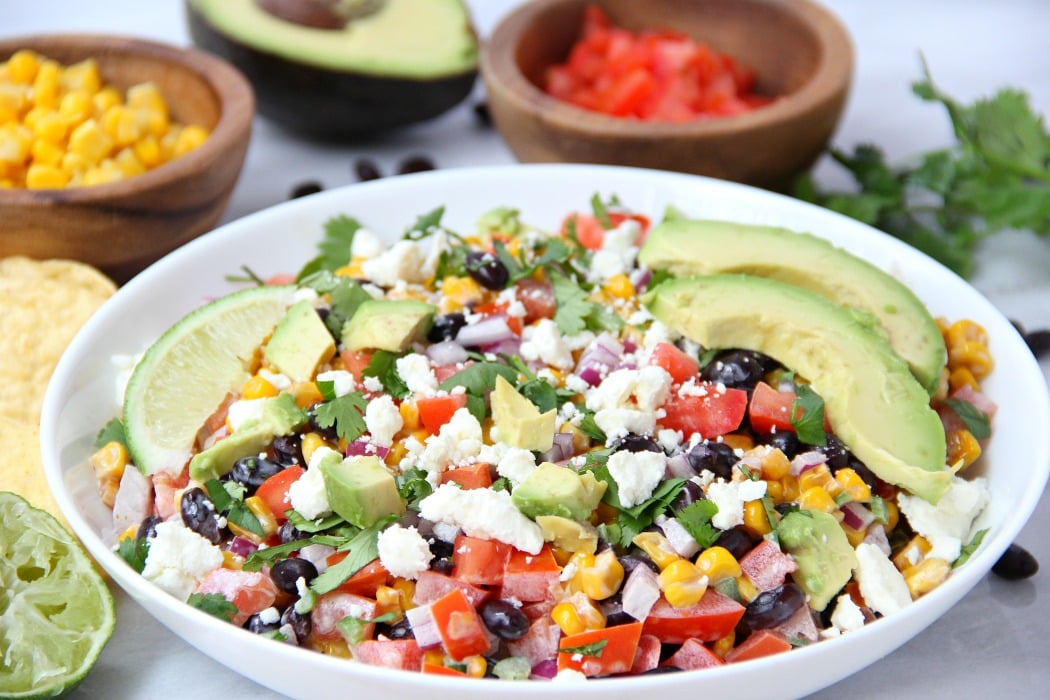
795;59;1050;278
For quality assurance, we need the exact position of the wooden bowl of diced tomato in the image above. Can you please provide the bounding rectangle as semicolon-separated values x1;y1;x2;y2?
480;0;853;191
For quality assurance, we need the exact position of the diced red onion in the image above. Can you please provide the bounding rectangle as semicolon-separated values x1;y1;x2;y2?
665;453;694;478
791;450;828;474
621;563;661;622
575;337;622;378
480;336;522;356
633;268;653;292
297;543;335;573
345;440;389;459
405;605;442;649
531;659;559;680
538;432;575;463
841;501;876;531
576;365;603;387
426;340;469;367
455;315;515;347
229;536;258;558
656;515;701;558
864;524;892;557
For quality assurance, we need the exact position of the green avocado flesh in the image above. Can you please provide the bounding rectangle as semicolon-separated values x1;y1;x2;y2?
187;0;477;78
643;274;952;503
638;219;946;395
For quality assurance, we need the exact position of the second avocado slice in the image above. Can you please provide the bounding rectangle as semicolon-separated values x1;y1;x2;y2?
643;274;952;503
638;219;946;395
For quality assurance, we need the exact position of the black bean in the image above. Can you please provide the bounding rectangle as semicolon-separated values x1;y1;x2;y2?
465;250;509;290
397;155;435;175
228;456;283;493
473;101;492;126
354;158;382;181
757;431;801;458
281;606;311;643
992;543;1039;580
480;599;530;640
713;527;756;561
685;441;737;480
743;583;806;629
429;538;455;560
377;616;414;640
613;433;663;454
670;480;705;513
817;434;852;468
619;552;659;575
277;520;308;544
271;434;303;467
430;558;454;575
180;487;222;544
245;613;282;635
270;557;319;594
290;181;323;199
427;312;467;342
136;514;162;541
700;350;776;391
598;595;634;627
1025;329;1050;358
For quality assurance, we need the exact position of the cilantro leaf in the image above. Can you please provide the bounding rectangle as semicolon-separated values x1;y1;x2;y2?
116;535;149;573
397;467;434;512
297;215;362;279
590;192;612;228
285;510;346;534
560;639;608;658
313;392;368;442
944;398;991;440
204;479;265;538
310;519;392;594
403;207;446;240
437;361;518;422
94;418;127;450
187;592;238;622
791;384;827;446
954;528;989;568
550;270;593;336
675;500;720;549
326;277;372;338
362;350;410;400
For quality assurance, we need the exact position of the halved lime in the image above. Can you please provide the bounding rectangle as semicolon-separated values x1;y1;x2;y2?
123;285;296;475
0;491;115;699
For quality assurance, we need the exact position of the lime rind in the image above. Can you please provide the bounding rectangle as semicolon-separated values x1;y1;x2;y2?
122;285;296;475
0;492;115;699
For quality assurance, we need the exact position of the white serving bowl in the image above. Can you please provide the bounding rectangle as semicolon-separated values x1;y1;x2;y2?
42;164;1050;700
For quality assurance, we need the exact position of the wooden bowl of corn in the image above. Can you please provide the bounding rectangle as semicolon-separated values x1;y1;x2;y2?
0;35;253;283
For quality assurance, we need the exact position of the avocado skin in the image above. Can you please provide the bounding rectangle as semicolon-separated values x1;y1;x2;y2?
185;5;477;138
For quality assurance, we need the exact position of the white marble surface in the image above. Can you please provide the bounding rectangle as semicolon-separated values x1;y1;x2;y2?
5;1;1049;698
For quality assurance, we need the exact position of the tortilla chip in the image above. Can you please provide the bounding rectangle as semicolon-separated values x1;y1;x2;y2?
0;256;116;426
0;415;71;531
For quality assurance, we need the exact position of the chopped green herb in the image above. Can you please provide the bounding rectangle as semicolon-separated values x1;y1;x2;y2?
313;391;369;442
561;639;608;658
296;215;361;279
187;592;238;622
869;494;889;525
224;264;266;286
311;518;392;594
676;500;720;549
954;528;989;568
944;398;992;440
397;467;434;511
362;350;410;400
437;361;518;423
116;535;149;573
94;418;127;450
403;206;447;240
791;384;827;446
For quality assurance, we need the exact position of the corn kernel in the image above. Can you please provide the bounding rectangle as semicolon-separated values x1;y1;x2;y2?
399;400;420;432
631;532;680;570
892;534;932;572
720;433;754;451
659;559;709;608
439;275;483;310
464;655;487;678
798;486;839;514
393;579;416;611
0;83;29;123
31;110;70;143
132;133;163;168
227;520;265;545
245;496;278;537
695;546;741;584
317;639;353;658
6;49;41;84
58;90;93;123
301;432;331;464
25;162;68;189
60;58;102;94
423;648;446;667
577;549;625;600
92;86;123;115
945;319;988;349
552;602;586;636
376;585;405;618
0;123;32;164
798;464;832;493
949;341;994;380
113;147;145;177
735;575;758;603
742;499;774;536
126;82;168;116
222;550;245;570
90;440;128;483
948;367;979;393
68;118;112;164
81;162;123;186
242;374;279;400
903;557;951;599
778;474;800;503
711;631;735;658
603;273;634;299
760;447;792;480
291;380;325;408
173;124;209;157
946;428;982;471
31;60;60;109
764;479;783;502
834;467;872;503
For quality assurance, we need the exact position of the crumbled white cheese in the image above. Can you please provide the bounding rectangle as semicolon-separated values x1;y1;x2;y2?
395;353;438;395
415;407;484;475
594;408;656;443
657;429;684;452
360;240;429;287
419;483;543;554
364;394;403;448
853;542;912;616
897;476;989;562
587;218;640;283
258;368;291;391
705;478;768;530
362;376;384;393
350;228;385;259
258;606;281;625
141;520;224;601
376;524;433;580
520;319;575;369
288;449;335;520
606;450;666;508
821;594;866;638
316;369;355;397
225;398;266;432
496;447;539;487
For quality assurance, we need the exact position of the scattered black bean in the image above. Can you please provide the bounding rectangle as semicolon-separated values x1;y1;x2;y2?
465;250;509;290
713;527;756;561
270;557;319;594
757;431;801;458
354;157;383;181
427;312;467;342
429;538;455;560
290;181;323;199
743;583;806;629
180;487;222;544
271;434;303;467
473;101;492;126
277;520;309;544
992;543;1039;580
479;599;530;640
685;441;738;480
245;613;282;635
1025;329;1050;358
228;456;283;493
670;479;705;513
281;606;311;643
619;552;659;575
700;349;777;391
598;595;634;627
817;434;852;468
377;616;414;640
136;514;162;541
613;433;663;454
397;155;436;175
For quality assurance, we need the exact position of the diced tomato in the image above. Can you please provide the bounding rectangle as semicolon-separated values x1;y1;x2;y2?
413;570;491;608
474;301;524;335
195;568;279;626
433;363;466;384
657;385;748;438
748;381;798;434
340;350;374;383
440;463;493;490
557;621;643;677
417;394;468;434
265;273;296;286
254;466;303;523
630;634;662;674
650;342;700;384
739;539;798;592
948;383;999;421
451;534;513;586
311;591;380;642
430;588;492;661
513;278;556;323
724;629;792;663
560;213;606;250
506;619;562;666
641;590;746;644
335;557;390;597
421;663;468;676
502;545;561;603
662;638;726;670
151;468;189;521
356;638;423;671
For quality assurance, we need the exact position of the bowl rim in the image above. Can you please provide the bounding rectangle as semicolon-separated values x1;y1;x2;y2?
479;0;854;138
0;32;254;203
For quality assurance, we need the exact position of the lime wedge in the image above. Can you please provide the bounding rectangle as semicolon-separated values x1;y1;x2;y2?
123;284;296;475
0;491;115;699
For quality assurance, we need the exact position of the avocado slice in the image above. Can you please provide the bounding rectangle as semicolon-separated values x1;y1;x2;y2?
511;462;607;521
491;375;556;452
264;299;336;382
340;298;436;352
186;0;478;136
778;510;858;612
643;274;953;503
637;219;946;394
321;455;404;528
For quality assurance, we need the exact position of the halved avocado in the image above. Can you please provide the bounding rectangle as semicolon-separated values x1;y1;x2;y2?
643;274;953;503
637;219;946;395
185;0;479;137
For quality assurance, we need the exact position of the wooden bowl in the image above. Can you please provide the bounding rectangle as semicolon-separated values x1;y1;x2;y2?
0;35;254;283
480;0;853;191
